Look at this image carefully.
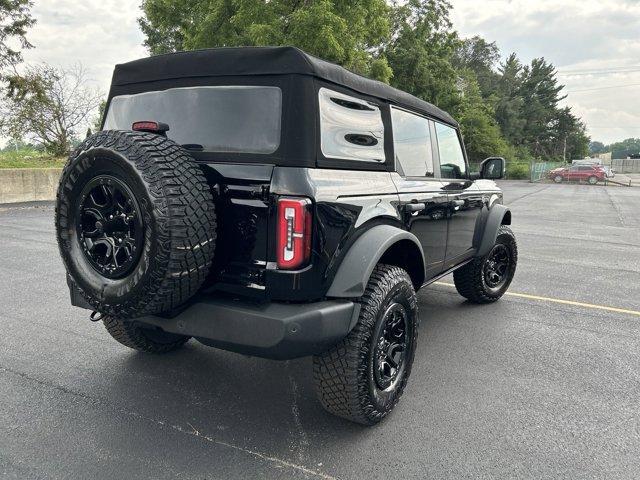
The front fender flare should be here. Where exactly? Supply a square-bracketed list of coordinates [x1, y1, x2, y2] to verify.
[476, 204, 511, 257]
[326, 225, 424, 298]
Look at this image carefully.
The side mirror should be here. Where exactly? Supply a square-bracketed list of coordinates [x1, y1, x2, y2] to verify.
[480, 157, 506, 180]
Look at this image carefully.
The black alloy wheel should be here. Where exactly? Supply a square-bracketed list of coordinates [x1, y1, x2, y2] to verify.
[452, 225, 518, 304]
[77, 175, 144, 279]
[483, 243, 511, 291]
[373, 303, 408, 391]
[313, 264, 418, 425]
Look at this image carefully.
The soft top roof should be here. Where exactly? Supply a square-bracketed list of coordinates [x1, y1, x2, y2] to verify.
[111, 46, 457, 127]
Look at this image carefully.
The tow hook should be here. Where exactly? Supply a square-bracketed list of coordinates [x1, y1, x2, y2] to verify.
[89, 311, 104, 323]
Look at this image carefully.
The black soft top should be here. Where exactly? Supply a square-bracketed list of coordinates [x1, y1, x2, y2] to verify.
[111, 46, 457, 127]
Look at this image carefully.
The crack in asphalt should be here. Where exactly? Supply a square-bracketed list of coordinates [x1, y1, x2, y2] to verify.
[288, 370, 310, 463]
[506, 184, 552, 204]
[0, 364, 337, 480]
[603, 186, 627, 227]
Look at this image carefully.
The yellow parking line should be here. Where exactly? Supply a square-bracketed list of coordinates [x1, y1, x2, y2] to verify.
[433, 282, 640, 317]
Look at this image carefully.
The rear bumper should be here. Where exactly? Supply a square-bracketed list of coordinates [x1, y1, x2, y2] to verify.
[132, 296, 361, 360]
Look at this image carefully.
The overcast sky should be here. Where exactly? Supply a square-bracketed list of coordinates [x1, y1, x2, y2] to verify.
[21, 0, 640, 144]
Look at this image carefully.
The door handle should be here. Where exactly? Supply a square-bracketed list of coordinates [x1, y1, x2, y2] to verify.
[405, 202, 426, 212]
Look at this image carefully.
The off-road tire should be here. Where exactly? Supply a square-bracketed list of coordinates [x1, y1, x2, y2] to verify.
[55, 130, 216, 319]
[313, 264, 418, 425]
[453, 225, 517, 303]
[103, 316, 190, 353]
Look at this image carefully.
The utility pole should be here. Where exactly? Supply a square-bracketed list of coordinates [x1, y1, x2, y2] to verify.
[563, 136, 567, 163]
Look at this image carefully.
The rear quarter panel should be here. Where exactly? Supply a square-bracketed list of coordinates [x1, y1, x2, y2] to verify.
[267, 167, 401, 301]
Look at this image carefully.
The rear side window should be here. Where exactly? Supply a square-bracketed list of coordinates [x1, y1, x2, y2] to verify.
[319, 88, 385, 163]
[435, 123, 467, 179]
[391, 107, 434, 177]
[104, 86, 282, 154]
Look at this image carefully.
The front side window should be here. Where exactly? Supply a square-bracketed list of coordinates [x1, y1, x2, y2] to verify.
[391, 107, 434, 177]
[319, 88, 385, 163]
[104, 86, 282, 154]
[435, 123, 467, 179]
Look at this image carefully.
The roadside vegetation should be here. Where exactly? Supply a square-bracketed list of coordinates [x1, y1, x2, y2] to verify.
[0, 145, 65, 168]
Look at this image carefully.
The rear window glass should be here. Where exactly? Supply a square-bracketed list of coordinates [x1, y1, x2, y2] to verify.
[319, 88, 385, 163]
[103, 86, 282, 154]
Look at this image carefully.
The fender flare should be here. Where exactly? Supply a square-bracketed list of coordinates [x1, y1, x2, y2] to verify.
[476, 204, 511, 257]
[326, 225, 425, 298]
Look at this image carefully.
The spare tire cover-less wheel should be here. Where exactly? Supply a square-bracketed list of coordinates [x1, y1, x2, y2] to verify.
[55, 130, 216, 319]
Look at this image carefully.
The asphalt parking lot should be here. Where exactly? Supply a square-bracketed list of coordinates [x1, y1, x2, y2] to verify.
[1, 181, 639, 479]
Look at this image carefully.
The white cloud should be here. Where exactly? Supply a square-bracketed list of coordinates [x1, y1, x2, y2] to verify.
[23, 0, 147, 94]
[450, 0, 640, 143]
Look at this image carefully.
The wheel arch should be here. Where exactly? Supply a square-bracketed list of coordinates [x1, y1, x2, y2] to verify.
[326, 225, 425, 298]
[476, 204, 512, 257]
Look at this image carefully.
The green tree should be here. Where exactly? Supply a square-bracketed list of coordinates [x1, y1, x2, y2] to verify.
[0, 64, 103, 156]
[384, 0, 461, 112]
[139, 0, 393, 82]
[0, 0, 35, 71]
[455, 70, 508, 162]
[453, 36, 500, 99]
[589, 141, 607, 155]
[608, 138, 640, 158]
[494, 53, 525, 144]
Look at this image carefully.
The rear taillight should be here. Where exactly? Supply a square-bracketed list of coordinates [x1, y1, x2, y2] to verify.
[131, 121, 170, 135]
[277, 197, 312, 270]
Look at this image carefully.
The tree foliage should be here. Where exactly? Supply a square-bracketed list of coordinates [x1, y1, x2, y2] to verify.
[139, 0, 393, 81]
[606, 138, 640, 159]
[0, 64, 103, 155]
[0, 0, 35, 71]
[385, 0, 460, 111]
[137, 0, 591, 164]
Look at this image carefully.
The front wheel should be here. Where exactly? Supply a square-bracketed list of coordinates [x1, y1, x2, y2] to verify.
[453, 225, 518, 303]
[588, 175, 598, 185]
[313, 264, 418, 425]
[554, 175, 563, 183]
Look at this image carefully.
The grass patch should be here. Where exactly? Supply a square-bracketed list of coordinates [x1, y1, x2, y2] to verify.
[0, 149, 66, 169]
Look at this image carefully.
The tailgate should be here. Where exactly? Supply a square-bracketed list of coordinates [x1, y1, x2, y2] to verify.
[201, 163, 274, 297]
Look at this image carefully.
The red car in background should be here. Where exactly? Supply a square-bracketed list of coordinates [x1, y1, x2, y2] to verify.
[548, 164, 607, 184]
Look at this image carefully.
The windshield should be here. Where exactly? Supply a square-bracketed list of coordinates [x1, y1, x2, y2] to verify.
[103, 86, 282, 154]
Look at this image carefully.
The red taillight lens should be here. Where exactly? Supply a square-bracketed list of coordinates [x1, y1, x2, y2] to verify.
[277, 197, 312, 270]
[131, 121, 170, 134]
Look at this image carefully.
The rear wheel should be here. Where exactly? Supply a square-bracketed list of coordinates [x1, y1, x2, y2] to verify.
[103, 316, 190, 353]
[453, 225, 517, 303]
[313, 264, 418, 425]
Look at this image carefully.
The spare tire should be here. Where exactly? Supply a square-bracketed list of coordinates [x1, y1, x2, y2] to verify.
[55, 130, 216, 319]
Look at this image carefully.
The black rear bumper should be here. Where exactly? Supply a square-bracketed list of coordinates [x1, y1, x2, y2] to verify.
[131, 296, 361, 360]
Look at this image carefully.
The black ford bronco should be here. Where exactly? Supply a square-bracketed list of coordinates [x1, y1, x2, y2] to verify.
[55, 47, 517, 425]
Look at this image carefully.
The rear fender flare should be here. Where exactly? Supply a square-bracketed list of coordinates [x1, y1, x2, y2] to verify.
[326, 225, 425, 298]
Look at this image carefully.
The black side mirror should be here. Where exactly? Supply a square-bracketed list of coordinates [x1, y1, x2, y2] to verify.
[480, 157, 506, 180]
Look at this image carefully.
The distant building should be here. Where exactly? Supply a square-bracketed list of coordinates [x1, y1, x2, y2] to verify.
[593, 152, 612, 164]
